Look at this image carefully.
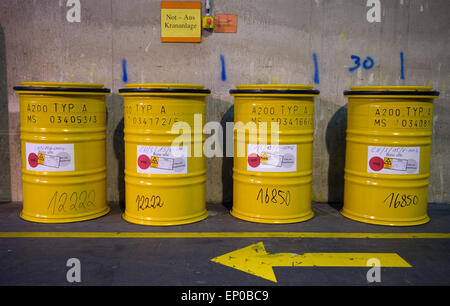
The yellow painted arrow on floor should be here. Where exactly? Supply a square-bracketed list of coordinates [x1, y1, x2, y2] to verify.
[211, 242, 412, 282]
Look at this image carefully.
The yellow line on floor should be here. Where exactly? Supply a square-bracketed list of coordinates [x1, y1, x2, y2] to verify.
[0, 232, 449, 239]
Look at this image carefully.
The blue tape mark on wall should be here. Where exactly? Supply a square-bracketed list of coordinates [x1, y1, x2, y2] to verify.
[400, 52, 405, 80]
[313, 53, 319, 84]
[122, 59, 128, 83]
[220, 55, 227, 81]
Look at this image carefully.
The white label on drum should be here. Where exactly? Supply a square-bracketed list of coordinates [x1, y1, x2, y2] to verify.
[247, 144, 297, 172]
[367, 146, 420, 175]
[26, 143, 75, 172]
[136, 146, 187, 174]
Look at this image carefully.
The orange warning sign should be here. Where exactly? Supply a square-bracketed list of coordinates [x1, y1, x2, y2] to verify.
[214, 14, 237, 33]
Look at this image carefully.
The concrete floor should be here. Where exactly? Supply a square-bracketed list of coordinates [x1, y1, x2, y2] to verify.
[0, 202, 449, 286]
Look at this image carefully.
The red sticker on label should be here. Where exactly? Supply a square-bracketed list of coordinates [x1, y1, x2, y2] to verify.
[248, 153, 260, 168]
[369, 156, 384, 171]
[137, 154, 150, 170]
[28, 153, 38, 168]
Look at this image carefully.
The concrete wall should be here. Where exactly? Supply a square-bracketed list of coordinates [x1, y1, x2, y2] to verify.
[1, 0, 449, 205]
[0, 24, 11, 202]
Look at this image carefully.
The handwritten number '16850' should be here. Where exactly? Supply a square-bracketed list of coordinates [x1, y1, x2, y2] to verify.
[256, 188, 290, 206]
[384, 192, 418, 208]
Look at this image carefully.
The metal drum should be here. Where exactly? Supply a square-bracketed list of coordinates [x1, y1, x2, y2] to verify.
[341, 86, 439, 226]
[14, 82, 110, 223]
[119, 83, 210, 226]
[230, 85, 319, 223]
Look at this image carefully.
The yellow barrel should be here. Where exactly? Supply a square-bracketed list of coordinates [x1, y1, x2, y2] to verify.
[230, 85, 319, 223]
[341, 86, 440, 226]
[119, 83, 210, 226]
[14, 82, 110, 223]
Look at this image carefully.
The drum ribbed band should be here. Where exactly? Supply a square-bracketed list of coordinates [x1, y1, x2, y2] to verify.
[13, 86, 111, 93]
[344, 90, 439, 96]
[119, 88, 211, 94]
[230, 89, 320, 95]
